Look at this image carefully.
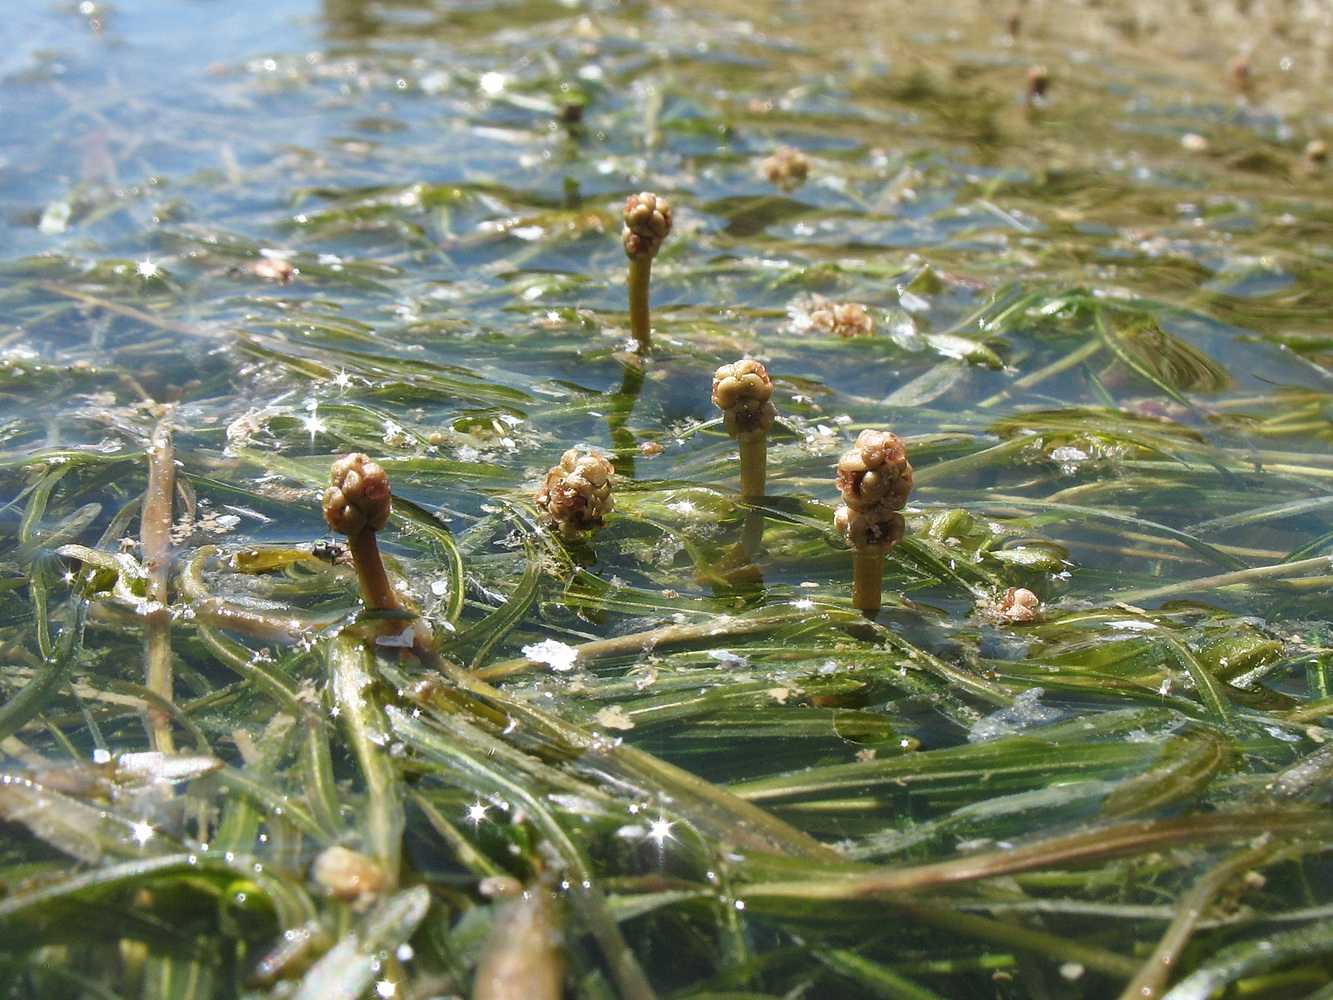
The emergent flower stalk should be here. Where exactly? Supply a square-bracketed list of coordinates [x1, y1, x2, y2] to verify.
[622, 191, 673, 350]
[834, 429, 913, 613]
[712, 359, 775, 499]
[323, 452, 399, 613]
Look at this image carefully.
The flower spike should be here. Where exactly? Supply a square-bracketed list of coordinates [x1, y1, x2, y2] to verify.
[834, 429, 913, 613]
[323, 453, 399, 612]
[622, 191, 673, 349]
[712, 359, 775, 498]
[535, 449, 615, 538]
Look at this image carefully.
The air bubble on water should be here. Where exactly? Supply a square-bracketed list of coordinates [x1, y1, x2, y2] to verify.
[968, 688, 1062, 742]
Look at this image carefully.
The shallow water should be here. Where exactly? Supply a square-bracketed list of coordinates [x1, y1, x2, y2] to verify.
[3, 1, 1333, 998]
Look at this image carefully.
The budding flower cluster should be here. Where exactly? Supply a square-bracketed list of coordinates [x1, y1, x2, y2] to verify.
[323, 453, 392, 537]
[760, 145, 810, 190]
[712, 360, 775, 442]
[835, 430, 913, 512]
[621, 192, 673, 261]
[1026, 65, 1050, 102]
[787, 294, 874, 337]
[834, 429, 913, 556]
[998, 586, 1040, 623]
[834, 503, 906, 556]
[535, 449, 615, 537]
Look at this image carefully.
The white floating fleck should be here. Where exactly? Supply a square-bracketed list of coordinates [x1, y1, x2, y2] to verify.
[708, 649, 746, 668]
[523, 638, 579, 672]
[596, 705, 635, 730]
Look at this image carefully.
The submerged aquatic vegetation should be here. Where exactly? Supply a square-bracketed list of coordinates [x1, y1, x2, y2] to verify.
[2, 0, 1333, 998]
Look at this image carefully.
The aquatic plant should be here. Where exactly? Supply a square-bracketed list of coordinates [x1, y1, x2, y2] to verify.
[6, 3, 1333, 999]
[711, 358, 775, 498]
[760, 145, 811, 190]
[621, 191, 672, 350]
[1026, 64, 1050, 104]
[834, 429, 914, 612]
[534, 448, 615, 537]
[322, 452, 399, 613]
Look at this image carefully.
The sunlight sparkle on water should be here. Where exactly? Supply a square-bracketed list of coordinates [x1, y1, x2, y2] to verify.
[130, 821, 155, 845]
[648, 817, 674, 845]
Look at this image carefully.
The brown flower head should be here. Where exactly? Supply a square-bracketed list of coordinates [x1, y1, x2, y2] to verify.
[1026, 64, 1050, 102]
[1305, 139, 1328, 170]
[621, 191, 673, 261]
[835, 503, 905, 556]
[1229, 55, 1252, 93]
[788, 294, 874, 337]
[534, 448, 615, 537]
[712, 359, 776, 442]
[323, 453, 392, 536]
[760, 145, 810, 190]
[835, 429, 913, 511]
[311, 845, 388, 909]
[998, 586, 1040, 623]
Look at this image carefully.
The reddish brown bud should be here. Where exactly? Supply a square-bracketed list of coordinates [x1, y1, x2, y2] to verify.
[1305, 139, 1328, 170]
[1026, 64, 1050, 102]
[760, 145, 810, 190]
[1229, 55, 1252, 93]
[621, 191, 673, 261]
[323, 453, 391, 537]
[534, 449, 615, 537]
[998, 586, 1041, 623]
[835, 429, 913, 511]
[835, 504, 905, 556]
[712, 359, 776, 442]
[311, 845, 387, 910]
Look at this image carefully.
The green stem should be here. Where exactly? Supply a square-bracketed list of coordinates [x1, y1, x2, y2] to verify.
[607, 354, 645, 479]
[627, 256, 653, 350]
[740, 813, 1333, 902]
[142, 412, 176, 754]
[905, 906, 1139, 981]
[349, 530, 400, 612]
[0, 595, 87, 744]
[475, 607, 841, 682]
[739, 435, 767, 499]
[737, 507, 764, 561]
[851, 550, 884, 614]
